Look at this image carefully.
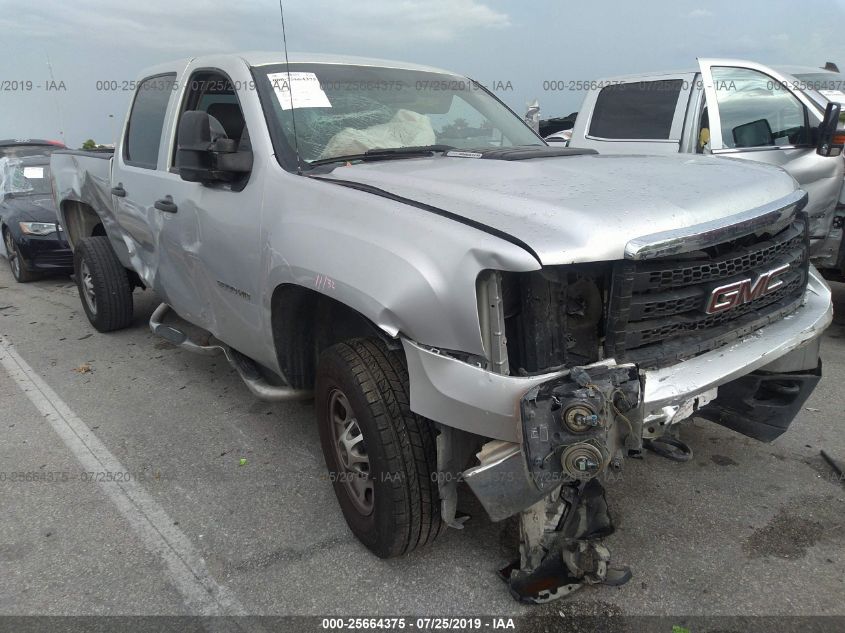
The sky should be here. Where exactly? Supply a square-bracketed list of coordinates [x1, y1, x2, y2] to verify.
[0, 0, 843, 147]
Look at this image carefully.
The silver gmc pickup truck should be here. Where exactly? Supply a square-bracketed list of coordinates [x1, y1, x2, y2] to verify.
[51, 52, 833, 603]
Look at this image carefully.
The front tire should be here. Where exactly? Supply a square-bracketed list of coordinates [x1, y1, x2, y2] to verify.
[316, 338, 442, 558]
[73, 236, 133, 332]
[4, 228, 37, 283]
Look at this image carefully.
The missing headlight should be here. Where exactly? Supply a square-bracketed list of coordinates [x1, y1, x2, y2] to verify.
[500, 264, 609, 375]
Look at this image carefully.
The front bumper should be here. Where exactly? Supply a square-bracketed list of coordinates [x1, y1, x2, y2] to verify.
[17, 231, 73, 272]
[403, 268, 832, 520]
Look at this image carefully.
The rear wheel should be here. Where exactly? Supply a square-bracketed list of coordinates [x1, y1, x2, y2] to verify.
[4, 228, 37, 283]
[73, 236, 133, 332]
[316, 338, 442, 558]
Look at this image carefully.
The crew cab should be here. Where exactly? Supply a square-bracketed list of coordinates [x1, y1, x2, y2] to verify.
[569, 59, 845, 278]
[51, 53, 833, 603]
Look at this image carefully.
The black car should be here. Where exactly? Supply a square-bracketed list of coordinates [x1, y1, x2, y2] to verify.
[0, 155, 73, 282]
[0, 138, 66, 160]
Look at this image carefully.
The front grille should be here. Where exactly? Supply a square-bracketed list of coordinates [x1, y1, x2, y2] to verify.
[606, 214, 810, 368]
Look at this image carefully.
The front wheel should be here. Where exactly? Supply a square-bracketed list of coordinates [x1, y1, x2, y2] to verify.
[73, 236, 134, 332]
[4, 228, 37, 283]
[316, 338, 442, 558]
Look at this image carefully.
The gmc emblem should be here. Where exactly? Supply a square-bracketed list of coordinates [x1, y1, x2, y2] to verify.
[705, 263, 790, 315]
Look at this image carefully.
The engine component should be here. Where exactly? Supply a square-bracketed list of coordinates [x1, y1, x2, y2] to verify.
[500, 479, 632, 604]
[501, 265, 607, 374]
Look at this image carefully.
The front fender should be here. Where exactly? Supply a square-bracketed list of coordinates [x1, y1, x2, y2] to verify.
[260, 167, 540, 357]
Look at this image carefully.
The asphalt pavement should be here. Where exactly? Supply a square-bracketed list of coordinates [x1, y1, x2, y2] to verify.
[0, 261, 843, 620]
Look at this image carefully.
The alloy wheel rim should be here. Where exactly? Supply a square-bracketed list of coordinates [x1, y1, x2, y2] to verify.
[328, 388, 374, 515]
[80, 261, 97, 314]
[4, 233, 20, 278]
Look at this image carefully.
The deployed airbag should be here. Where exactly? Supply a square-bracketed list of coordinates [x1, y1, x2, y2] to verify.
[320, 109, 435, 158]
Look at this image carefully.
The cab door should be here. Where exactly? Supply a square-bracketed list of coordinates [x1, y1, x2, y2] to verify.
[697, 58, 845, 265]
[148, 64, 265, 362]
[111, 73, 181, 296]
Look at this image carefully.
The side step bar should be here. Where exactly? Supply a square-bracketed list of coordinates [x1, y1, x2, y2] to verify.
[150, 303, 312, 402]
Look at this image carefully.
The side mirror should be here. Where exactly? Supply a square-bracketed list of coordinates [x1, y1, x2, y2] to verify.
[176, 110, 253, 183]
[732, 118, 773, 148]
[816, 101, 844, 157]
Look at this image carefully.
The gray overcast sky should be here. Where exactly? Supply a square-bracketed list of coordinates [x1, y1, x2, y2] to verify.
[1, 0, 843, 147]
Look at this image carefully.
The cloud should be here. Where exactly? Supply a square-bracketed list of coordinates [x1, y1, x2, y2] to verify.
[0, 0, 510, 53]
[688, 8, 713, 18]
[287, 0, 511, 47]
[0, 0, 265, 52]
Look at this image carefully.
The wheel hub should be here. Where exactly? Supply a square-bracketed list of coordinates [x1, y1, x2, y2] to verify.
[4, 232, 19, 278]
[80, 261, 97, 314]
[328, 388, 373, 515]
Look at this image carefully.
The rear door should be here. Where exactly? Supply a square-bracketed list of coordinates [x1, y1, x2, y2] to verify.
[698, 59, 845, 266]
[570, 73, 695, 154]
[111, 71, 182, 296]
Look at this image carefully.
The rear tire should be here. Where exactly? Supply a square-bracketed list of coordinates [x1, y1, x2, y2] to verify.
[4, 228, 37, 283]
[74, 236, 133, 332]
[316, 338, 442, 558]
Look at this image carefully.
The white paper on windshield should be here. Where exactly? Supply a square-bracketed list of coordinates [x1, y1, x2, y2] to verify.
[819, 89, 845, 104]
[268, 72, 331, 110]
[23, 166, 44, 179]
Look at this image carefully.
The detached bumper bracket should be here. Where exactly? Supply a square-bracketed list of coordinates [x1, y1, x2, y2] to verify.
[697, 362, 822, 442]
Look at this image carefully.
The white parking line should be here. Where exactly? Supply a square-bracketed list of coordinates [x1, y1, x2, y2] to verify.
[0, 335, 247, 617]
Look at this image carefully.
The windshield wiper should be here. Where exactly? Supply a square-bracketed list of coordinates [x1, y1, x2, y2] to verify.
[308, 145, 454, 168]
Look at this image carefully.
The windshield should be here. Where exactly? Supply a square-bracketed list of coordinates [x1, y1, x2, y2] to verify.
[792, 71, 845, 122]
[253, 63, 542, 166]
[0, 158, 52, 196]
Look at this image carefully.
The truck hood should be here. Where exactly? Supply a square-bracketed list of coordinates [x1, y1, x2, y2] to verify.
[322, 153, 798, 265]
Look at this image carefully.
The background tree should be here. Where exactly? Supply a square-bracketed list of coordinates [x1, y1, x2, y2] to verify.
[81, 139, 96, 150]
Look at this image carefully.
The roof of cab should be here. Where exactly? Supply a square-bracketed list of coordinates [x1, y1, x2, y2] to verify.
[139, 52, 460, 78]
[775, 65, 840, 77]
[595, 63, 839, 83]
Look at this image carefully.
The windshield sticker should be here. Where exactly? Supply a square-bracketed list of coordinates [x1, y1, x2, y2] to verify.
[268, 72, 332, 110]
[446, 151, 483, 158]
[23, 166, 44, 179]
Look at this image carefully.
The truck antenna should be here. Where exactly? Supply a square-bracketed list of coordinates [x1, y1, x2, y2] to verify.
[278, 0, 302, 174]
[45, 53, 66, 146]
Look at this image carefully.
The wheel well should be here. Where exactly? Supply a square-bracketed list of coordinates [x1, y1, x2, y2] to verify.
[61, 201, 104, 248]
[271, 284, 393, 390]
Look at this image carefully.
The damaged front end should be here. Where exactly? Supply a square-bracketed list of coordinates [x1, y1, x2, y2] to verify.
[402, 214, 831, 603]
[500, 362, 641, 603]
[436, 358, 642, 603]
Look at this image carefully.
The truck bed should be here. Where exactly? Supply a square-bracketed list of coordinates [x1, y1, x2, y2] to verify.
[50, 149, 117, 252]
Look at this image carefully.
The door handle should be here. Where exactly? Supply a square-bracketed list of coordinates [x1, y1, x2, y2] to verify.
[154, 196, 178, 214]
[111, 184, 127, 197]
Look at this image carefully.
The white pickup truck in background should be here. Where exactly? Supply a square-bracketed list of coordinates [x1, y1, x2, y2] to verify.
[569, 59, 845, 279]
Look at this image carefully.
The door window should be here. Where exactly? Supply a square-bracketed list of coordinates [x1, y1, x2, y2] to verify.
[172, 73, 250, 160]
[124, 74, 176, 169]
[709, 67, 809, 149]
[589, 80, 683, 139]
